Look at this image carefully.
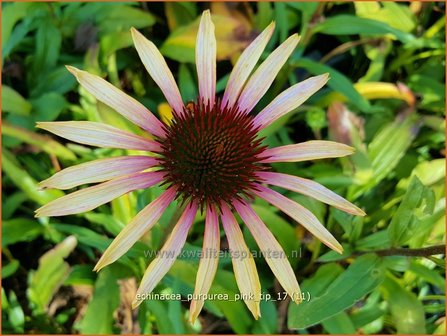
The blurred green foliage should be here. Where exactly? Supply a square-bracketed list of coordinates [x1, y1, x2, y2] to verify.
[2, 2, 445, 334]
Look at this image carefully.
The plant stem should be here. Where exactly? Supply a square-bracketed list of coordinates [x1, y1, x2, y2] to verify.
[354, 244, 445, 258]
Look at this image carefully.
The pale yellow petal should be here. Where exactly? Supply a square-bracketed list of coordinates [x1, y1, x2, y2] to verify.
[257, 171, 365, 216]
[258, 140, 355, 163]
[35, 172, 163, 217]
[39, 156, 158, 190]
[234, 200, 302, 303]
[131, 28, 184, 114]
[94, 187, 177, 272]
[237, 34, 300, 113]
[36, 121, 161, 152]
[189, 205, 220, 323]
[66, 66, 165, 137]
[196, 10, 216, 106]
[253, 185, 343, 254]
[221, 203, 261, 319]
[253, 74, 329, 128]
[132, 202, 198, 308]
[222, 22, 275, 108]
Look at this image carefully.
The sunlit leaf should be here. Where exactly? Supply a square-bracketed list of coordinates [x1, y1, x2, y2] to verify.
[2, 86, 32, 116]
[28, 236, 77, 312]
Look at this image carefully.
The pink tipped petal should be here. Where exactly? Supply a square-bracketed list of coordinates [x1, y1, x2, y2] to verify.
[36, 121, 161, 152]
[132, 202, 198, 308]
[131, 28, 184, 115]
[222, 22, 275, 108]
[253, 185, 343, 254]
[65, 66, 165, 138]
[221, 203, 261, 319]
[196, 10, 216, 106]
[253, 74, 329, 129]
[94, 187, 177, 272]
[258, 140, 355, 163]
[237, 34, 300, 114]
[39, 156, 159, 190]
[35, 172, 164, 217]
[257, 172, 366, 216]
[189, 205, 220, 323]
[234, 200, 301, 304]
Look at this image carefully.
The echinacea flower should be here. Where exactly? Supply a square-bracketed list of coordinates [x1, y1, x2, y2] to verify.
[36, 10, 365, 322]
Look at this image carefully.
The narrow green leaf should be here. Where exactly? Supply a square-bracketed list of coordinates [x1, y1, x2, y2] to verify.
[2, 86, 32, 116]
[8, 291, 25, 333]
[313, 15, 414, 43]
[367, 114, 418, 186]
[28, 236, 77, 312]
[2, 149, 64, 205]
[2, 260, 20, 279]
[30, 92, 67, 122]
[2, 122, 76, 160]
[77, 266, 121, 334]
[169, 260, 253, 334]
[388, 175, 435, 246]
[322, 312, 357, 334]
[33, 21, 62, 76]
[382, 275, 426, 333]
[288, 254, 384, 329]
[3, 218, 44, 247]
[292, 58, 371, 111]
[97, 5, 155, 33]
[351, 306, 385, 329]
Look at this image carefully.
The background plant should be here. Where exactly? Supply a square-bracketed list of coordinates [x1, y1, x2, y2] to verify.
[2, 1, 445, 334]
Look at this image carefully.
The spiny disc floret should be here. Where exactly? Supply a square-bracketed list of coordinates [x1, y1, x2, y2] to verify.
[159, 99, 267, 209]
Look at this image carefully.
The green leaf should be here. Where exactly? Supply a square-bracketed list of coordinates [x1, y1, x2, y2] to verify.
[251, 204, 298, 258]
[288, 254, 384, 329]
[84, 213, 124, 236]
[313, 15, 414, 43]
[2, 2, 33, 45]
[355, 2, 416, 33]
[356, 230, 390, 250]
[2, 122, 76, 160]
[33, 21, 62, 76]
[388, 175, 435, 246]
[2, 86, 32, 116]
[77, 266, 121, 334]
[351, 305, 385, 329]
[28, 236, 77, 313]
[100, 31, 133, 58]
[97, 5, 155, 33]
[2, 260, 20, 279]
[367, 114, 418, 186]
[143, 300, 174, 334]
[7, 290, 25, 333]
[408, 74, 445, 113]
[412, 159, 445, 186]
[169, 260, 253, 334]
[165, 2, 197, 31]
[178, 64, 198, 102]
[1, 149, 64, 205]
[3, 218, 44, 247]
[409, 261, 445, 290]
[322, 312, 357, 334]
[291, 58, 371, 111]
[31, 66, 77, 97]
[382, 275, 426, 333]
[2, 192, 28, 220]
[30, 92, 67, 122]
[251, 299, 278, 333]
[64, 265, 96, 286]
